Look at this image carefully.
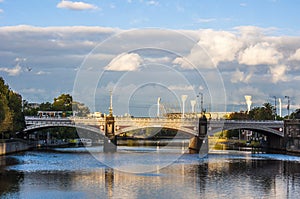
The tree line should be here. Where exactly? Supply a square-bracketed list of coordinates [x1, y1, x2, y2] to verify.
[0, 77, 25, 138]
[0, 77, 90, 139]
[227, 102, 300, 120]
[23, 93, 90, 117]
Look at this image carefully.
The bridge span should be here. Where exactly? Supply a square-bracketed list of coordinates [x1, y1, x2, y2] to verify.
[24, 116, 284, 137]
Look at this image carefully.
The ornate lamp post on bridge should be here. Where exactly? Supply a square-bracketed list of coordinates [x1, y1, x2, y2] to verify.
[103, 91, 117, 153]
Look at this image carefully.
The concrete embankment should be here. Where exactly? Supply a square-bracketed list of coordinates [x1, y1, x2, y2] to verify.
[0, 140, 30, 155]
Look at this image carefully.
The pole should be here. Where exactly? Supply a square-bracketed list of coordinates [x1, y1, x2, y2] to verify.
[181, 95, 187, 118]
[285, 96, 290, 119]
[197, 92, 203, 113]
[273, 96, 277, 120]
[157, 97, 161, 117]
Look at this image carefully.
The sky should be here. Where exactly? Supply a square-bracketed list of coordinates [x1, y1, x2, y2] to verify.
[0, 0, 300, 117]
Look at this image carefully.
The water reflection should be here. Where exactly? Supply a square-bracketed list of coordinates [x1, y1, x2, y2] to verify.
[0, 150, 300, 198]
[105, 168, 114, 199]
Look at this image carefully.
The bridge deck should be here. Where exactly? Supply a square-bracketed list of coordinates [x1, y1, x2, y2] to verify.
[24, 117, 284, 137]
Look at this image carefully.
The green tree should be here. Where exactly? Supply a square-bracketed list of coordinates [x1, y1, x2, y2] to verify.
[289, 109, 300, 119]
[23, 100, 39, 116]
[39, 102, 52, 111]
[53, 94, 73, 111]
[8, 91, 25, 133]
[248, 103, 274, 120]
[228, 111, 249, 120]
[228, 103, 276, 120]
[0, 77, 25, 138]
[72, 101, 90, 117]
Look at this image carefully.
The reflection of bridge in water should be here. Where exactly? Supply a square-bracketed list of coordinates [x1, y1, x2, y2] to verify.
[24, 116, 285, 151]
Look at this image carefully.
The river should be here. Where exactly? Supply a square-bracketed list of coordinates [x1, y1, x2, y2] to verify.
[1, 145, 300, 199]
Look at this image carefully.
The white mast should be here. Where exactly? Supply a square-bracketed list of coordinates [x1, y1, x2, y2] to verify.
[190, 100, 196, 113]
[181, 95, 188, 118]
[244, 95, 252, 113]
[278, 98, 282, 117]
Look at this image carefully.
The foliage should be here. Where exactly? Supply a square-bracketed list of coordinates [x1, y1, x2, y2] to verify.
[24, 93, 90, 117]
[23, 100, 39, 116]
[0, 77, 25, 138]
[72, 101, 90, 117]
[228, 103, 276, 120]
[289, 109, 300, 119]
[228, 111, 249, 120]
[53, 94, 73, 111]
[39, 102, 53, 111]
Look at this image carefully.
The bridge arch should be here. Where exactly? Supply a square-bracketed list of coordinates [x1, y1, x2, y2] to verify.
[24, 124, 103, 136]
[117, 125, 197, 137]
[209, 126, 283, 137]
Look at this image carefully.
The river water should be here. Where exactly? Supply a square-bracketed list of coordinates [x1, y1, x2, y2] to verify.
[1, 145, 300, 199]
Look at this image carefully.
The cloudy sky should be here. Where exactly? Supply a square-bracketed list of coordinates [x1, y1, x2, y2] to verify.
[0, 0, 300, 116]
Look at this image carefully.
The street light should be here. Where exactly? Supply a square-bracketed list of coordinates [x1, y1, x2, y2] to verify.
[285, 96, 290, 119]
[197, 92, 203, 113]
[273, 96, 277, 120]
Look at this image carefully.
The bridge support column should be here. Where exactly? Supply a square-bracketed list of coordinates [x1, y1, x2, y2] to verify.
[189, 115, 208, 157]
[104, 137, 117, 153]
[267, 133, 284, 151]
[103, 114, 117, 153]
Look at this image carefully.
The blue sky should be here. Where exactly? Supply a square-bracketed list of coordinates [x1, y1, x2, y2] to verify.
[0, 0, 300, 117]
[0, 0, 299, 31]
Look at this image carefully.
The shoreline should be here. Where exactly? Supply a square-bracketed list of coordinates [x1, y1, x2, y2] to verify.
[0, 140, 31, 156]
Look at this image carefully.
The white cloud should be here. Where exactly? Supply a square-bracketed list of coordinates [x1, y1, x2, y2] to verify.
[289, 48, 300, 61]
[231, 68, 254, 83]
[0, 64, 22, 76]
[173, 29, 243, 69]
[238, 42, 283, 65]
[201, 30, 243, 65]
[57, 0, 98, 11]
[105, 53, 143, 71]
[168, 85, 194, 91]
[1, 25, 300, 112]
[144, 56, 172, 63]
[231, 69, 245, 83]
[269, 65, 288, 83]
[21, 88, 46, 94]
[146, 1, 159, 6]
[0, 9, 3, 13]
[35, 71, 50, 75]
[172, 56, 195, 69]
[196, 18, 216, 23]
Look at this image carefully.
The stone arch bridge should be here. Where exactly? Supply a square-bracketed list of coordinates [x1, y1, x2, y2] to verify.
[24, 117, 284, 137]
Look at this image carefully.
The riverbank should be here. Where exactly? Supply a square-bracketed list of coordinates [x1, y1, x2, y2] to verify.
[0, 140, 31, 155]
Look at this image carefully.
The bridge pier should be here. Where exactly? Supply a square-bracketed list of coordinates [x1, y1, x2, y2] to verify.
[103, 91, 117, 153]
[103, 137, 117, 153]
[189, 115, 208, 157]
[267, 133, 285, 151]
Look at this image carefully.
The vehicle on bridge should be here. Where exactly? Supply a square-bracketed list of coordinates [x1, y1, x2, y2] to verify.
[37, 111, 74, 118]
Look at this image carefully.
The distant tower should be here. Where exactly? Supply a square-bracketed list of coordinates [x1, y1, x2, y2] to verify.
[157, 97, 161, 117]
[190, 100, 197, 113]
[278, 98, 282, 117]
[181, 95, 188, 118]
[244, 95, 252, 113]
